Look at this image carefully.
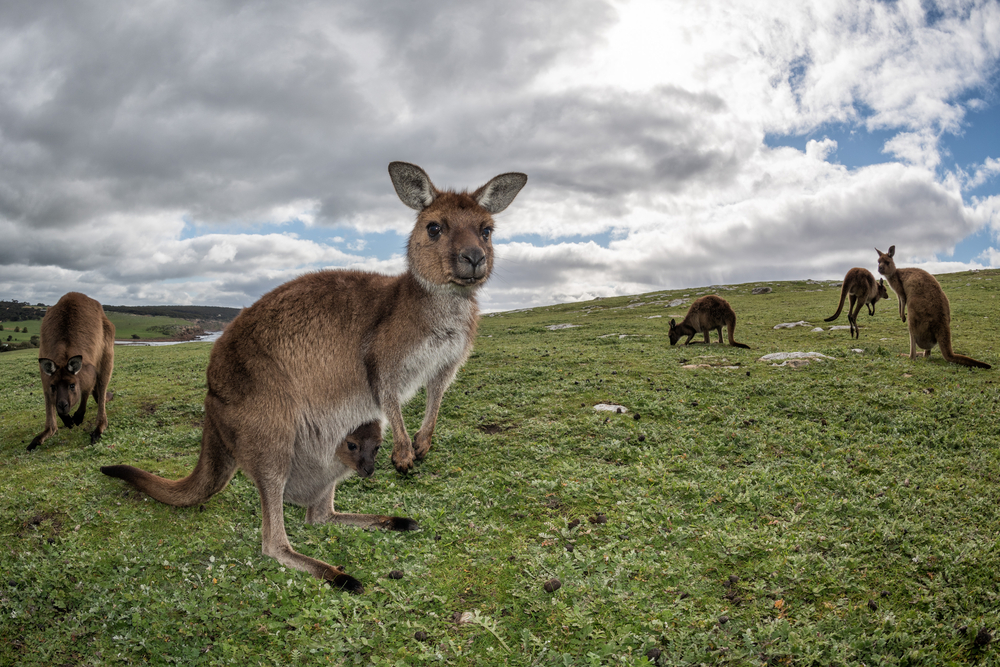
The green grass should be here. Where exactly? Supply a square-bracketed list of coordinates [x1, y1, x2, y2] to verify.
[1, 311, 198, 345]
[2, 271, 1000, 665]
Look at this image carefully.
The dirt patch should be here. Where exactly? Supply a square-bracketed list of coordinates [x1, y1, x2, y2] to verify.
[16, 511, 66, 539]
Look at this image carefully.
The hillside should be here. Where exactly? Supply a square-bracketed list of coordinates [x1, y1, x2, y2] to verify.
[1, 271, 999, 665]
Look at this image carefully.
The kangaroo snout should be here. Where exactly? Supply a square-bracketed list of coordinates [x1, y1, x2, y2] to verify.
[457, 246, 488, 279]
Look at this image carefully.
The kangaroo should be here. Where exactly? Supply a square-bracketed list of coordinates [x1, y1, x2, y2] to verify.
[824, 267, 890, 339]
[875, 245, 990, 369]
[101, 162, 527, 592]
[668, 295, 750, 349]
[29, 292, 115, 451]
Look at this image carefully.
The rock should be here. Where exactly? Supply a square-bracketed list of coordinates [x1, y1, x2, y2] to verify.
[752, 286, 772, 294]
[758, 352, 834, 362]
[546, 324, 581, 330]
[593, 403, 628, 413]
[773, 320, 811, 329]
[810, 327, 824, 332]
[667, 299, 687, 307]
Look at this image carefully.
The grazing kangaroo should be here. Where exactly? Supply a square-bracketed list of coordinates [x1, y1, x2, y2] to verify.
[29, 292, 115, 451]
[824, 267, 890, 339]
[668, 295, 750, 349]
[876, 245, 990, 369]
[102, 162, 527, 592]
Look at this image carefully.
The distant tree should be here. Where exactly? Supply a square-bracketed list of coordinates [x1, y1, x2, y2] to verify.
[132, 334, 140, 339]
[22, 327, 27, 334]
[13, 326, 19, 333]
[30, 335, 39, 346]
[5, 336, 10, 342]
[0, 324, 4, 331]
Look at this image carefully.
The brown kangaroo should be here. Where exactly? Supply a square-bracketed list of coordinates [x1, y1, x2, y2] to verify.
[101, 162, 527, 592]
[668, 295, 750, 349]
[876, 245, 990, 369]
[29, 292, 115, 451]
[824, 267, 890, 339]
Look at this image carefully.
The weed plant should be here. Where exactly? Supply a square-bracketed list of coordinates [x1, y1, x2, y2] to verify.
[1, 272, 999, 665]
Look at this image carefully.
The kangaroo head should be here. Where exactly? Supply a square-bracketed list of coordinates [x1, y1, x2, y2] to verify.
[335, 421, 383, 479]
[875, 245, 896, 277]
[40, 355, 84, 416]
[389, 162, 527, 291]
[877, 278, 889, 300]
[668, 319, 680, 346]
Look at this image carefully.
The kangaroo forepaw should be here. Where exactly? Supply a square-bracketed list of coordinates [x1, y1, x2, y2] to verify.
[27, 437, 43, 452]
[89, 428, 104, 445]
[392, 450, 414, 474]
[413, 433, 433, 461]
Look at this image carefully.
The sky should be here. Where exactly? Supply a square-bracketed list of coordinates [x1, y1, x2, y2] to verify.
[1, 0, 999, 313]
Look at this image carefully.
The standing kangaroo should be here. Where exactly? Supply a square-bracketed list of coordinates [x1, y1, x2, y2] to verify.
[668, 295, 750, 349]
[824, 267, 890, 339]
[101, 162, 527, 592]
[876, 245, 990, 369]
[29, 292, 115, 451]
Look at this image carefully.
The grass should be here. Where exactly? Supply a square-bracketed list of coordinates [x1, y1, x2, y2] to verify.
[1, 311, 200, 345]
[2, 270, 1000, 665]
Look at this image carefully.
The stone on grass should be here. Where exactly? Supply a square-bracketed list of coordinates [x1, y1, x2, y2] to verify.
[593, 403, 628, 413]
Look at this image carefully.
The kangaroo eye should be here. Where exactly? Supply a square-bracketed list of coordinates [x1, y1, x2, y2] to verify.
[347, 442, 357, 451]
[69, 384, 76, 390]
[426, 223, 441, 239]
[481, 227, 492, 241]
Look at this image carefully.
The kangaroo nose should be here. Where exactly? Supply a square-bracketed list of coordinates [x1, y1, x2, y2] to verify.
[460, 247, 486, 272]
[57, 400, 70, 415]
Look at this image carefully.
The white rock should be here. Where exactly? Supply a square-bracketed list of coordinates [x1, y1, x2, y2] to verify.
[758, 352, 834, 361]
[546, 324, 580, 330]
[593, 403, 628, 413]
[773, 321, 812, 329]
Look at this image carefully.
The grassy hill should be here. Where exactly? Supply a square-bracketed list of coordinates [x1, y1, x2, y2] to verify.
[1, 271, 999, 665]
[1, 309, 230, 351]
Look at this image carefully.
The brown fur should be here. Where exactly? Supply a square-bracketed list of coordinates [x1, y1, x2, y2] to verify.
[101, 162, 527, 592]
[824, 267, 890, 338]
[29, 292, 115, 451]
[876, 245, 990, 369]
[668, 295, 750, 349]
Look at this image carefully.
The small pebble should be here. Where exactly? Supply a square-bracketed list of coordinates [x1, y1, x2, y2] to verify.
[543, 578, 562, 593]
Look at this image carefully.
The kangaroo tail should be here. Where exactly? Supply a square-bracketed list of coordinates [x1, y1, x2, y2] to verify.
[727, 320, 751, 349]
[824, 284, 848, 322]
[101, 422, 237, 506]
[938, 328, 992, 369]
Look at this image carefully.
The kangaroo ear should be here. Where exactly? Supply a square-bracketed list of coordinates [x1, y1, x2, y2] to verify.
[473, 172, 528, 214]
[40, 359, 57, 376]
[887, 245, 895, 257]
[388, 162, 438, 211]
[669, 319, 676, 328]
[67, 355, 83, 375]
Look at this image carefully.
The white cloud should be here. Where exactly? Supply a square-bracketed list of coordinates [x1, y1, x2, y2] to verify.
[0, 0, 998, 310]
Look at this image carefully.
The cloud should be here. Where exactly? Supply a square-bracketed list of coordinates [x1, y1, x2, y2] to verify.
[0, 0, 999, 312]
